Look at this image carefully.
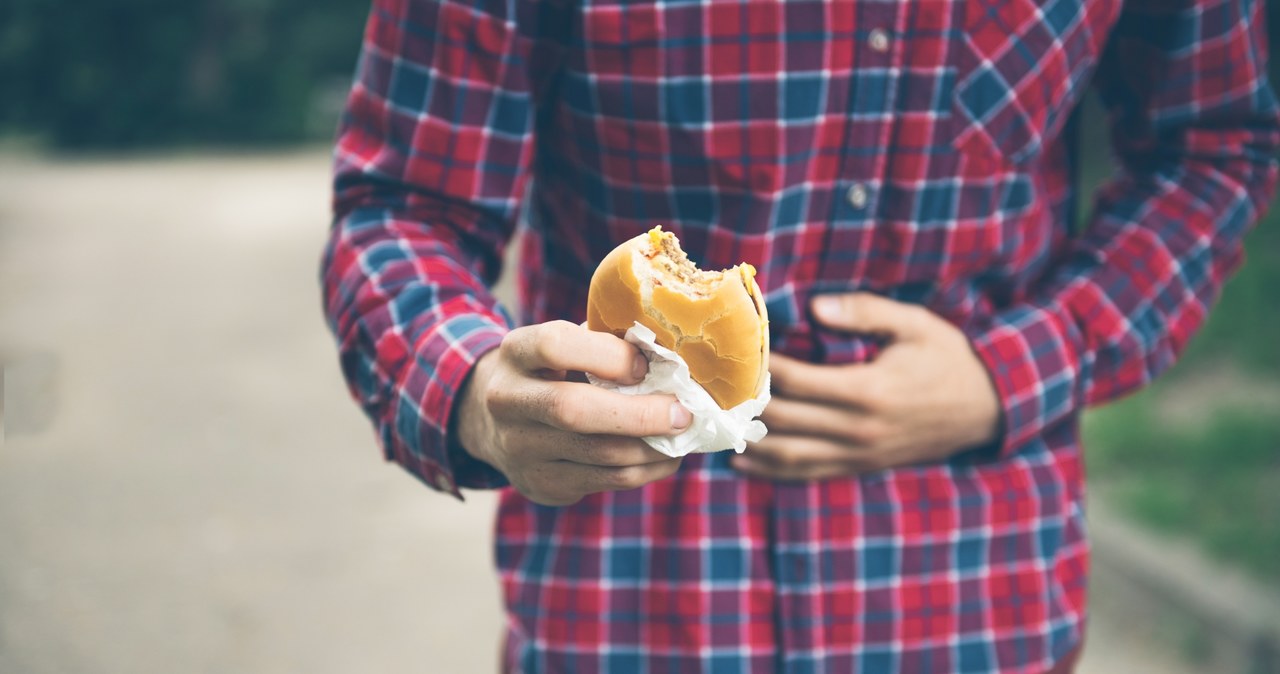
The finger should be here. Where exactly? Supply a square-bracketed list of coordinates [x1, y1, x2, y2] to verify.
[528, 457, 684, 501]
[759, 395, 878, 442]
[515, 426, 675, 467]
[732, 453, 853, 482]
[811, 292, 929, 339]
[770, 354, 876, 406]
[731, 435, 869, 481]
[568, 456, 684, 493]
[505, 321, 648, 384]
[746, 433, 860, 465]
[504, 381, 691, 436]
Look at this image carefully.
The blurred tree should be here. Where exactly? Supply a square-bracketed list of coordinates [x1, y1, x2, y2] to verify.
[0, 0, 367, 149]
[1, 2, 1279, 149]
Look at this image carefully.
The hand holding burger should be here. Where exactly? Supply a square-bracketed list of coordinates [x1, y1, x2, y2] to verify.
[456, 227, 770, 504]
[456, 321, 691, 506]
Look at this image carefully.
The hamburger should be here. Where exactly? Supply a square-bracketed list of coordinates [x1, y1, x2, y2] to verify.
[586, 227, 769, 409]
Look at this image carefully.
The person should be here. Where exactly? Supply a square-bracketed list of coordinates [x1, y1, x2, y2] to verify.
[320, 1, 1278, 671]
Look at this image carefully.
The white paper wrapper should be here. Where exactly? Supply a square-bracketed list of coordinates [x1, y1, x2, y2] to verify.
[586, 322, 770, 457]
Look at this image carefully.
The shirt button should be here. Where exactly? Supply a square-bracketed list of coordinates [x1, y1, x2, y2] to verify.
[435, 472, 454, 492]
[869, 28, 891, 53]
[847, 183, 869, 209]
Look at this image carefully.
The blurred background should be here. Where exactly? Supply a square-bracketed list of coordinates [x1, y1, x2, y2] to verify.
[1, 2, 1277, 672]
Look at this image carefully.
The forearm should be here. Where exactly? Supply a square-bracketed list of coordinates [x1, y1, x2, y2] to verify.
[969, 146, 1278, 452]
[322, 205, 512, 496]
[968, 0, 1280, 454]
[321, 0, 565, 494]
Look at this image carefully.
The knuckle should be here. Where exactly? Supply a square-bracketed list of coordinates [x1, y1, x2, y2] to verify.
[657, 458, 683, 479]
[593, 438, 635, 466]
[499, 328, 524, 353]
[502, 326, 536, 362]
[606, 466, 648, 491]
[858, 379, 889, 408]
[858, 419, 889, 444]
[943, 327, 969, 350]
[769, 448, 799, 469]
[533, 324, 565, 365]
[544, 389, 568, 424]
[546, 319, 576, 333]
[901, 303, 926, 321]
[588, 448, 622, 468]
[905, 309, 932, 333]
[547, 389, 585, 429]
[573, 436, 609, 464]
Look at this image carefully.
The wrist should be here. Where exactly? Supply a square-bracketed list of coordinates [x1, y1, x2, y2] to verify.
[455, 350, 501, 468]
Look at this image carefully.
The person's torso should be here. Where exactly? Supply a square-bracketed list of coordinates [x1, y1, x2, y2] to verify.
[518, 0, 1118, 367]
[502, 3, 1110, 671]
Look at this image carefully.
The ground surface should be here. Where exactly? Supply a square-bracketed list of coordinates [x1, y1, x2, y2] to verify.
[0, 152, 1196, 673]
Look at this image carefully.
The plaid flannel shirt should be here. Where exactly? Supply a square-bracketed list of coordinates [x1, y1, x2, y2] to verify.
[321, 0, 1279, 671]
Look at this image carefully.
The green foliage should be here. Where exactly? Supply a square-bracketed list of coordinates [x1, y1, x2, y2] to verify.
[3, 1, 1279, 152]
[1, 0, 368, 149]
[1082, 202, 1280, 586]
[1086, 395, 1280, 586]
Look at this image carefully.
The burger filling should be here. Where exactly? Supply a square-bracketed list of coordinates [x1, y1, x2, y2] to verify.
[637, 227, 723, 299]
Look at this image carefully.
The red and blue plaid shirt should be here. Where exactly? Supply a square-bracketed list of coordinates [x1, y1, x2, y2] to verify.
[322, 0, 1279, 671]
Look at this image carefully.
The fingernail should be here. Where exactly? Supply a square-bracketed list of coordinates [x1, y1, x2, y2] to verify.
[670, 403, 692, 430]
[631, 353, 648, 381]
[813, 296, 841, 320]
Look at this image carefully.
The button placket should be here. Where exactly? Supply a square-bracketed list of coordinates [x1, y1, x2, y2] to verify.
[819, 4, 904, 282]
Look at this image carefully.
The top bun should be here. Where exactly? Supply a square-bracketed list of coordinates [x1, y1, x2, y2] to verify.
[586, 227, 769, 409]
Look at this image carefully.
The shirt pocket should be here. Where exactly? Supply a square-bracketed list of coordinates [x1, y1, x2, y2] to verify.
[951, 0, 1117, 165]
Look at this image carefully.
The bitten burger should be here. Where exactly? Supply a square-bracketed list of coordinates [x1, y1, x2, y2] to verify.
[586, 227, 769, 410]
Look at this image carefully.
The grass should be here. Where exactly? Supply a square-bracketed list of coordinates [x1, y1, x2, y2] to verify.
[1085, 397, 1280, 586]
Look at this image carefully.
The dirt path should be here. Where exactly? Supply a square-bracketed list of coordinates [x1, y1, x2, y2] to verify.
[0, 151, 1194, 673]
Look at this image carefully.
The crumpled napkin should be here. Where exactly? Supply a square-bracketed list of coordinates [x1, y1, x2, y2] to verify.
[586, 322, 770, 457]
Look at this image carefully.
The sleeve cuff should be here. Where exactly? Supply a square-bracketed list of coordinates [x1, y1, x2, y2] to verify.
[384, 306, 510, 500]
[965, 304, 1084, 458]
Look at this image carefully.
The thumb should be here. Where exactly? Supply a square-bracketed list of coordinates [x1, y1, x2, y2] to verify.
[811, 292, 926, 338]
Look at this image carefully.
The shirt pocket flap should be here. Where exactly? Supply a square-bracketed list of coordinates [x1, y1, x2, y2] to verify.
[952, 0, 1113, 165]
